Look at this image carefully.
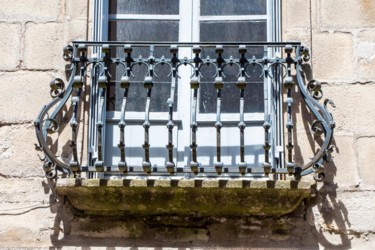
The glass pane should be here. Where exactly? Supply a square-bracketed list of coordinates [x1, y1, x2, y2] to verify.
[110, 0, 179, 15]
[201, 0, 267, 16]
[200, 21, 267, 42]
[199, 21, 266, 113]
[108, 21, 179, 112]
[109, 20, 179, 42]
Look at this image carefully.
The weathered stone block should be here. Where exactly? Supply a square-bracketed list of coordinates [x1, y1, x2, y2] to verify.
[283, 0, 311, 30]
[325, 135, 359, 187]
[312, 32, 354, 82]
[57, 178, 314, 217]
[0, 178, 51, 209]
[320, 0, 375, 29]
[357, 137, 375, 187]
[0, 23, 21, 70]
[66, 0, 89, 20]
[323, 84, 375, 135]
[0, 125, 45, 177]
[0, 72, 53, 123]
[66, 19, 88, 41]
[283, 29, 311, 48]
[24, 23, 65, 70]
[313, 189, 375, 233]
[0, 0, 62, 22]
[356, 30, 375, 81]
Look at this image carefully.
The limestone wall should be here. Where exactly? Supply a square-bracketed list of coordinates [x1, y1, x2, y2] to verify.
[0, 0, 374, 249]
[283, 0, 375, 248]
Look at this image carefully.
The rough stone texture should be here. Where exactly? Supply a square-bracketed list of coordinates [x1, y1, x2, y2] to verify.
[312, 32, 354, 82]
[313, 187, 375, 249]
[313, 187, 375, 235]
[57, 179, 314, 217]
[0, 23, 22, 71]
[284, 0, 311, 30]
[357, 30, 375, 81]
[357, 137, 375, 187]
[320, 0, 375, 29]
[0, 71, 53, 123]
[0, 124, 44, 178]
[66, 19, 89, 41]
[323, 83, 375, 135]
[0, 178, 56, 248]
[66, 0, 89, 21]
[283, 29, 311, 49]
[24, 22, 65, 70]
[0, 0, 62, 22]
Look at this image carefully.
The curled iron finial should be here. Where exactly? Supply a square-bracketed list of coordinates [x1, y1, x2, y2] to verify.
[308, 80, 323, 100]
[50, 78, 65, 98]
[45, 118, 60, 134]
[300, 45, 310, 62]
[63, 45, 73, 61]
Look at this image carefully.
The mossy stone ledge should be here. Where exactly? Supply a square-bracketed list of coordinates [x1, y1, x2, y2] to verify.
[56, 178, 315, 217]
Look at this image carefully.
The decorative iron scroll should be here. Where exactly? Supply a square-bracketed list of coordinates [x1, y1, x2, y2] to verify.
[35, 41, 334, 180]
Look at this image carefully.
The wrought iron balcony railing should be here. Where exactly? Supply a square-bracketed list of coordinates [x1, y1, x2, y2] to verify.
[34, 41, 335, 181]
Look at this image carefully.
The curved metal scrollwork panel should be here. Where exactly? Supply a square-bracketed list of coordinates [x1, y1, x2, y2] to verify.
[295, 47, 335, 180]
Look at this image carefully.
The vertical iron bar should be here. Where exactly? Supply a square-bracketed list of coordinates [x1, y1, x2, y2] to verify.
[142, 45, 154, 174]
[284, 45, 297, 178]
[263, 46, 272, 176]
[117, 45, 133, 173]
[237, 45, 248, 175]
[214, 89, 223, 174]
[214, 45, 224, 175]
[190, 45, 202, 174]
[118, 87, 129, 172]
[142, 88, 152, 174]
[166, 45, 179, 174]
[95, 45, 110, 172]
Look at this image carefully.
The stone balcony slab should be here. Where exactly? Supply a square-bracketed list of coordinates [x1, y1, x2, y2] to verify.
[56, 178, 316, 217]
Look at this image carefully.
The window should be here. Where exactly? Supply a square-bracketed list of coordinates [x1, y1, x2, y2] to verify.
[87, 0, 282, 177]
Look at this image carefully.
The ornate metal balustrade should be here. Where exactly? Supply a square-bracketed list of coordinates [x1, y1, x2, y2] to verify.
[34, 41, 335, 180]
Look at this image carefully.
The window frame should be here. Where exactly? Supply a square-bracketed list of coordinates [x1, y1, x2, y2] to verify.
[90, 0, 284, 173]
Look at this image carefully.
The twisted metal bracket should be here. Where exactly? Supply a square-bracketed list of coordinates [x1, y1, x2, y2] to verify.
[295, 47, 335, 181]
[34, 46, 78, 178]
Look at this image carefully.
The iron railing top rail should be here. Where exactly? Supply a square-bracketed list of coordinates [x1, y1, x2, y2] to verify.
[71, 40, 302, 47]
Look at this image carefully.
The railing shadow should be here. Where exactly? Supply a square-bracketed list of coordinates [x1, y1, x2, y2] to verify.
[294, 64, 351, 249]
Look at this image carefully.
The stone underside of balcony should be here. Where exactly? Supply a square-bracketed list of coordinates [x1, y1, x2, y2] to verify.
[56, 178, 316, 217]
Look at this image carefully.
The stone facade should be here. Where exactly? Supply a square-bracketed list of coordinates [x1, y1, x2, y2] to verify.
[0, 0, 374, 249]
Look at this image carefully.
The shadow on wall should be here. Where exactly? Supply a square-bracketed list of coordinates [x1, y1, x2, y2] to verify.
[294, 64, 352, 249]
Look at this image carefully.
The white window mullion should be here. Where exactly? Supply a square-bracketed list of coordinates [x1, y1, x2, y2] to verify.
[192, 0, 200, 42]
[177, 0, 194, 168]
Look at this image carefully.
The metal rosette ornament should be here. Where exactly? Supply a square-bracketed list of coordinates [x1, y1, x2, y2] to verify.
[295, 46, 335, 181]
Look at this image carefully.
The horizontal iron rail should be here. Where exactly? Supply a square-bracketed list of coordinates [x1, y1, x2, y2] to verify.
[72, 41, 302, 47]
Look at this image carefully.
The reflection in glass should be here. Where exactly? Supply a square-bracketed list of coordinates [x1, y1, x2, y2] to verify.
[200, 21, 267, 42]
[200, 0, 267, 16]
[110, 0, 179, 15]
